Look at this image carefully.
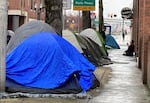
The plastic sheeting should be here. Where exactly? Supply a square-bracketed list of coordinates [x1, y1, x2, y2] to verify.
[6, 32, 96, 91]
[106, 34, 120, 49]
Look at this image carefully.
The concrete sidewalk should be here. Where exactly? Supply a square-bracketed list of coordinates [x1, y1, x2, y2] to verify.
[88, 34, 150, 103]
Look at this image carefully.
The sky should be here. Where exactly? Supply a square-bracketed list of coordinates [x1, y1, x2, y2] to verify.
[100, 0, 133, 19]
[65, 0, 133, 19]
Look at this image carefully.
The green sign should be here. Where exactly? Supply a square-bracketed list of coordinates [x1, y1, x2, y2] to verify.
[73, 0, 95, 11]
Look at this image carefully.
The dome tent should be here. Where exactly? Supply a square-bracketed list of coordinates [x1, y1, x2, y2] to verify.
[79, 28, 108, 56]
[62, 29, 83, 53]
[77, 28, 112, 66]
[6, 21, 100, 94]
[105, 34, 120, 49]
[7, 20, 56, 54]
[75, 34, 112, 67]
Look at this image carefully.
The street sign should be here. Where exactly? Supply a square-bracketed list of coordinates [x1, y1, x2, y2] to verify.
[73, 0, 95, 11]
[121, 7, 133, 19]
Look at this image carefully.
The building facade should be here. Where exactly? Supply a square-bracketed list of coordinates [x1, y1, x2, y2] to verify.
[133, 0, 150, 89]
[8, 0, 45, 31]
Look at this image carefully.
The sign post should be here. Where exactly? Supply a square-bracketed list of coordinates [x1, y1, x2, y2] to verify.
[121, 7, 132, 40]
[121, 7, 133, 19]
[73, 0, 95, 11]
[73, 0, 95, 33]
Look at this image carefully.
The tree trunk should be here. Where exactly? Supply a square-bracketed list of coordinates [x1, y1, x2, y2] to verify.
[45, 0, 63, 35]
[0, 0, 7, 92]
[82, 11, 91, 30]
[99, 0, 104, 32]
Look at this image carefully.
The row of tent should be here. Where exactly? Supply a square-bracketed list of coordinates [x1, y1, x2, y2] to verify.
[63, 26, 120, 66]
[6, 21, 119, 94]
[63, 29, 112, 67]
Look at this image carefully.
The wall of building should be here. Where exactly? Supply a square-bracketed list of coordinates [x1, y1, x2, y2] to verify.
[133, 0, 150, 89]
[148, 41, 150, 88]
[8, 0, 45, 31]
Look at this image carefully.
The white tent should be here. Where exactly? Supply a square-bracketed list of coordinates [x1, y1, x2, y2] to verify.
[62, 29, 83, 53]
[79, 28, 102, 47]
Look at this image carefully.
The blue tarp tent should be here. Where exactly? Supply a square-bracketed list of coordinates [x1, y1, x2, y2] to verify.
[6, 31, 98, 93]
[105, 34, 120, 49]
[6, 21, 100, 94]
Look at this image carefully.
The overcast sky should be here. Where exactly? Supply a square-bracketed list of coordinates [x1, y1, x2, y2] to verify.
[100, 0, 133, 19]
[65, 0, 133, 19]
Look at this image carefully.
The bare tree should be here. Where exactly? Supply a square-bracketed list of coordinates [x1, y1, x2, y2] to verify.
[45, 0, 63, 35]
[0, 0, 8, 92]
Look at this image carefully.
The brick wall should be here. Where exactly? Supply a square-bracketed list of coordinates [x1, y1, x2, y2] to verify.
[143, 0, 150, 85]
[8, 0, 21, 10]
[132, 0, 139, 57]
[138, 0, 144, 69]
[142, 36, 148, 84]
[8, 0, 45, 21]
[147, 41, 150, 88]
[133, 0, 150, 86]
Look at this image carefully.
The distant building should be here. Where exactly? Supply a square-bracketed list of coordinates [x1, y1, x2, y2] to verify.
[8, 0, 45, 31]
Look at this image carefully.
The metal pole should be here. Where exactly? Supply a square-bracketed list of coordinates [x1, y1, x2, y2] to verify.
[122, 18, 125, 40]
[0, 0, 7, 92]
[78, 10, 80, 33]
[62, 9, 65, 30]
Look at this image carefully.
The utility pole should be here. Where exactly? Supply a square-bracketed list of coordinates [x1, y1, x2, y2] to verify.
[0, 0, 8, 92]
[99, 0, 104, 32]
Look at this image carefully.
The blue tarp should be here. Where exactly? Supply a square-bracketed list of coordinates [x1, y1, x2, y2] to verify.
[106, 34, 120, 49]
[6, 32, 96, 91]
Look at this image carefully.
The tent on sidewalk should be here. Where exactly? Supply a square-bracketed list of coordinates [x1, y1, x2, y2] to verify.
[6, 21, 100, 94]
[79, 28, 108, 56]
[105, 34, 120, 49]
[75, 34, 112, 67]
[62, 29, 112, 66]
[6, 20, 56, 54]
[62, 29, 83, 53]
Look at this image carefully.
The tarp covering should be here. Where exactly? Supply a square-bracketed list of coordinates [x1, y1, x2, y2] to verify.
[7, 20, 56, 54]
[62, 29, 83, 53]
[6, 32, 96, 92]
[76, 35, 112, 66]
[106, 34, 120, 49]
[6, 75, 82, 94]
